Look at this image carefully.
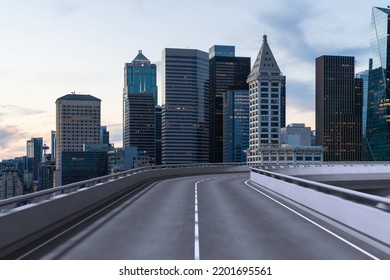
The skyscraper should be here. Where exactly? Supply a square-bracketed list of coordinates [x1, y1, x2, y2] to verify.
[100, 126, 109, 145]
[223, 90, 249, 163]
[356, 69, 369, 160]
[123, 50, 157, 165]
[315, 55, 363, 161]
[367, 7, 390, 160]
[209, 45, 250, 163]
[26, 137, 43, 183]
[155, 105, 162, 166]
[55, 93, 101, 186]
[123, 94, 155, 164]
[124, 50, 158, 103]
[162, 48, 209, 164]
[38, 160, 55, 191]
[50, 130, 56, 161]
[246, 35, 286, 164]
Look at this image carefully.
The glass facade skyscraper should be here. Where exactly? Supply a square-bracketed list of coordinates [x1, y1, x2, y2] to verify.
[315, 55, 363, 161]
[61, 151, 108, 186]
[223, 90, 249, 163]
[356, 70, 369, 160]
[367, 7, 390, 160]
[124, 50, 157, 103]
[155, 105, 162, 165]
[123, 94, 156, 164]
[209, 45, 235, 59]
[123, 50, 157, 165]
[356, 70, 369, 136]
[26, 137, 43, 183]
[162, 48, 209, 164]
[209, 45, 250, 163]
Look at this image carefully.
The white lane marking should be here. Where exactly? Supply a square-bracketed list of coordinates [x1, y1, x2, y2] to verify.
[244, 180, 380, 260]
[194, 179, 204, 260]
[193, 175, 247, 260]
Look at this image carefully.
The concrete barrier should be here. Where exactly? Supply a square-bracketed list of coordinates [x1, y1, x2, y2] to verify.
[0, 165, 249, 258]
[251, 171, 390, 247]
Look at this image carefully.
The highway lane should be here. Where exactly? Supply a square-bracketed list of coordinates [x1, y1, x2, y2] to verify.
[198, 177, 381, 259]
[21, 173, 385, 260]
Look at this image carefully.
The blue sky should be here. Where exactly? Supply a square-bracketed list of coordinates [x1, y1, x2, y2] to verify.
[0, 0, 384, 160]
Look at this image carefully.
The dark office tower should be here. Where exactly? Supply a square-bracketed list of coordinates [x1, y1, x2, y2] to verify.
[247, 35, 286, 164]
[209, 45, 251, 163]
[155, 105, 162, 165]
[38, 161, 55, 190]
[315, 55, 363, 161]
[356, 70, 369, 160]
[123, 50, 157, 165]
[367, 7, 390, 160]
[61, 151, 108, 185]
[123, 94, 155, 164]
[223, 90, 249, 163]
[26, 137, 43, 182]
[100, 126, 109, 144]
[162, 48, 209, 164]
[51, 131, 56, 161]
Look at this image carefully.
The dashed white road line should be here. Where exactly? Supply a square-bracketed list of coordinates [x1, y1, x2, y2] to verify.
[193, 175, 238, 260]
[244, 180, 380, 260]
[193, 175, 247, 260]
[194, 179, 204, 260]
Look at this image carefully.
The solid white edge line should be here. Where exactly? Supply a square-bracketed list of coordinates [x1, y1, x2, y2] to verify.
[244, 180, 380, 260]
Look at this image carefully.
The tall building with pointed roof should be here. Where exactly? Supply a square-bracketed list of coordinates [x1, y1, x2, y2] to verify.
[246, 35, 286, 164]
[123, 50, 157, 165]
[124, 50, 158, 104]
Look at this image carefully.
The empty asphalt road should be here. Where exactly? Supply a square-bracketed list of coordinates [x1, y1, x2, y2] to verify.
[20, 173, 386, 260]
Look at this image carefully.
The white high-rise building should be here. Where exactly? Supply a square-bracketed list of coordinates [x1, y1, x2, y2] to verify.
[247, 35, 286, 164]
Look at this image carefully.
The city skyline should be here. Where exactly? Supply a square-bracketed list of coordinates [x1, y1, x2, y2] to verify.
[0, 0, 381, 160]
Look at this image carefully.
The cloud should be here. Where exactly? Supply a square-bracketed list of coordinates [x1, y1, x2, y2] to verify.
[0, 126, 30, 159]
[0, 127, 26, 147]
[255, 0, 317, 60]
[0, 105, 51, 160]
[51, 1, 80, 16]
[102, 122, 122, 144]
[286, 80, 314, 111]
[0, 105, 47, 122]
[248, 0, 372, 130]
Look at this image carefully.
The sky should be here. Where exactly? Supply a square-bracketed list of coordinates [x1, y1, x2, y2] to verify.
[0, 0, 385, 160]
